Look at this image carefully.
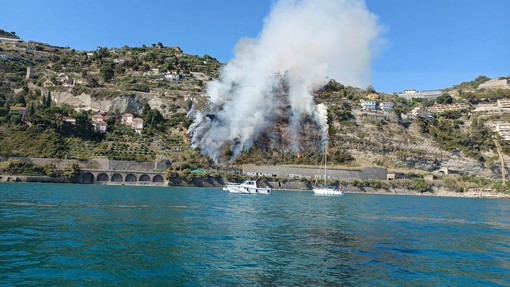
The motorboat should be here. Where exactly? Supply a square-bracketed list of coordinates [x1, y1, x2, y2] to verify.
[226, 180, 271, 195]
[222, 182, 239, 191]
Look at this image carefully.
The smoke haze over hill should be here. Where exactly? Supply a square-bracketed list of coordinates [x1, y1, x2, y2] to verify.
[188, 0, 381, 163]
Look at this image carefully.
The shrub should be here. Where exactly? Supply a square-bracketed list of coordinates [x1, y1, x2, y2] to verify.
[0, 160, 45, 176]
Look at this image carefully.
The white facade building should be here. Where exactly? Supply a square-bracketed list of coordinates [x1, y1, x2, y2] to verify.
[379, 102, 394, 112]
[360, 100, 377, 111]
[398, 90, 442, 100]
[132, 118, 144, 134]
[122, 113, 134, 125]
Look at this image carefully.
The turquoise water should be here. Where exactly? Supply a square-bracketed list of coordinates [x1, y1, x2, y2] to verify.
[1, 183, 510, 286]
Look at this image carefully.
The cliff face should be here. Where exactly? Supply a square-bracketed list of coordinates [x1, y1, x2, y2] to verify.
[53, 91, 145, 114]
[332, 110, 508, 179]
[50, 89, 188, 117]
[398, 153, 490, 177]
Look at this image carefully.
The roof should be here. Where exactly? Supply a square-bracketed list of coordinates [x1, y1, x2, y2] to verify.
[10, 106, 27, 111]
[132, 117, 144, 122]
[123, 113, 134, 117]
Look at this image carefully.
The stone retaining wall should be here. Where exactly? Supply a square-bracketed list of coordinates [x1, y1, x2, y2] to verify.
[242, 165, 387, 181]
[0, 157, 167, 172]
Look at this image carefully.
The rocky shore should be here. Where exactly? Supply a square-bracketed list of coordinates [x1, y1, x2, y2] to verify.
[0, 175, 71, 184]
[343, 186, 510, 199]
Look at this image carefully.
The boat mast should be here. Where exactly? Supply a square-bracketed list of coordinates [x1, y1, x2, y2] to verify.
[323, 147, 327, 186]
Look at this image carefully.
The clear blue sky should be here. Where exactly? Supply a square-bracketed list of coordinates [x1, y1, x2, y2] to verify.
[2, 0, 509, 93]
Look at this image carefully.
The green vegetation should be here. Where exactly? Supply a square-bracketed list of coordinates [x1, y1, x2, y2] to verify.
[1, 33, 510, 193]
[0, 160, 80, 180]
[452, 75, 491, 91]
[0, 160, 45, 176]
[415, 114, 493, 161]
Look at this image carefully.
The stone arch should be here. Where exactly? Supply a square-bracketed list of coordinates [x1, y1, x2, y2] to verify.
[82, 172, 94, 184]
[152, 174, 164, 182]
[97, 173, 109, 182]
[125, 174, 137, 182]
[111, 173, 123, 182]
[139, 174, 150, 182]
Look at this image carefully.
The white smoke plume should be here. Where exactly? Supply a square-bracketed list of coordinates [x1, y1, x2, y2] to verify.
[188, 0, 380, 163]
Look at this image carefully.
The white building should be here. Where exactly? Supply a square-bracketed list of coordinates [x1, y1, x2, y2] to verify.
[132, 118, 144, 134]
[398, 90, 442, 100]
[360, 100, 377, 111]
[93, 120, 107, 133]
[122, 113, 134, 125]
[91, 114, 107, 133]
[379, 102, 394, 112]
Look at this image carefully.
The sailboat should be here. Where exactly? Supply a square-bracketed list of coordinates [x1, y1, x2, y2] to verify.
[313, 148, 343, 196]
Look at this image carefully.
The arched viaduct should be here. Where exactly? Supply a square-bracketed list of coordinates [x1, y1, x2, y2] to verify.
[80, 170, 166, 185]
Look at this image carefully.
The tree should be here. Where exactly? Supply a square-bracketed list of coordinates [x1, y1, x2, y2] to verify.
[44, 164, 62, 177]
[63, 163, 80, 179]
[26, 102, 36, 119]
[472, 75, 490, 87]
[321, 80, 344, 92]
[435, 94, 453, 104]
[143, 106, 164, 129]
[41, 92, 52, 108]
[141, 103, 151, 117]
[94, 46, 110, 60]
[8, 113, 23, 125]
[414, 178, 429, 193]
[72, 111, 93, 139]
[99, 63, 115, 82]
[15, 93, 26, 106]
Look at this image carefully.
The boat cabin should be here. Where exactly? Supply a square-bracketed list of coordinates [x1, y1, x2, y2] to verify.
[244, 181, 257, 187]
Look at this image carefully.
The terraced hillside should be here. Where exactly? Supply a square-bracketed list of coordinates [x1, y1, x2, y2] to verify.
[1, 32, 510, 192]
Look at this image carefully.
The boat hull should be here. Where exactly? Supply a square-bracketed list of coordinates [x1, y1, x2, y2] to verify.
[313, 187, 343, 196]
[227, 185, 271, 195]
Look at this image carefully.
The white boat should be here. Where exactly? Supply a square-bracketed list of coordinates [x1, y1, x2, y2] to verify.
[313, 148, 343, 196]
[226, 180, 272, 195]
[222, 182, 239, 191]
[313, 185, 343, 196]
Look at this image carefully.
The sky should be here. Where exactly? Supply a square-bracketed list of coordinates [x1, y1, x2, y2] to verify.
[2, 0, 509, 93]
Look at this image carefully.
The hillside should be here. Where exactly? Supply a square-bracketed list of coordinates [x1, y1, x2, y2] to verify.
[1, 31, 510, 192]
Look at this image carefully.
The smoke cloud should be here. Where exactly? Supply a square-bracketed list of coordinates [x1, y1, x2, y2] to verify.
[188, 0, 381, 163]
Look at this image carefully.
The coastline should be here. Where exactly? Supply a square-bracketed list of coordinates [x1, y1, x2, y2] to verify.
[2, 174, 509, 199]
[342, 187, 510, 199]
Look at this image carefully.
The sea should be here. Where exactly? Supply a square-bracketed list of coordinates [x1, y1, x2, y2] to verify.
[1, 183, 509, 286]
